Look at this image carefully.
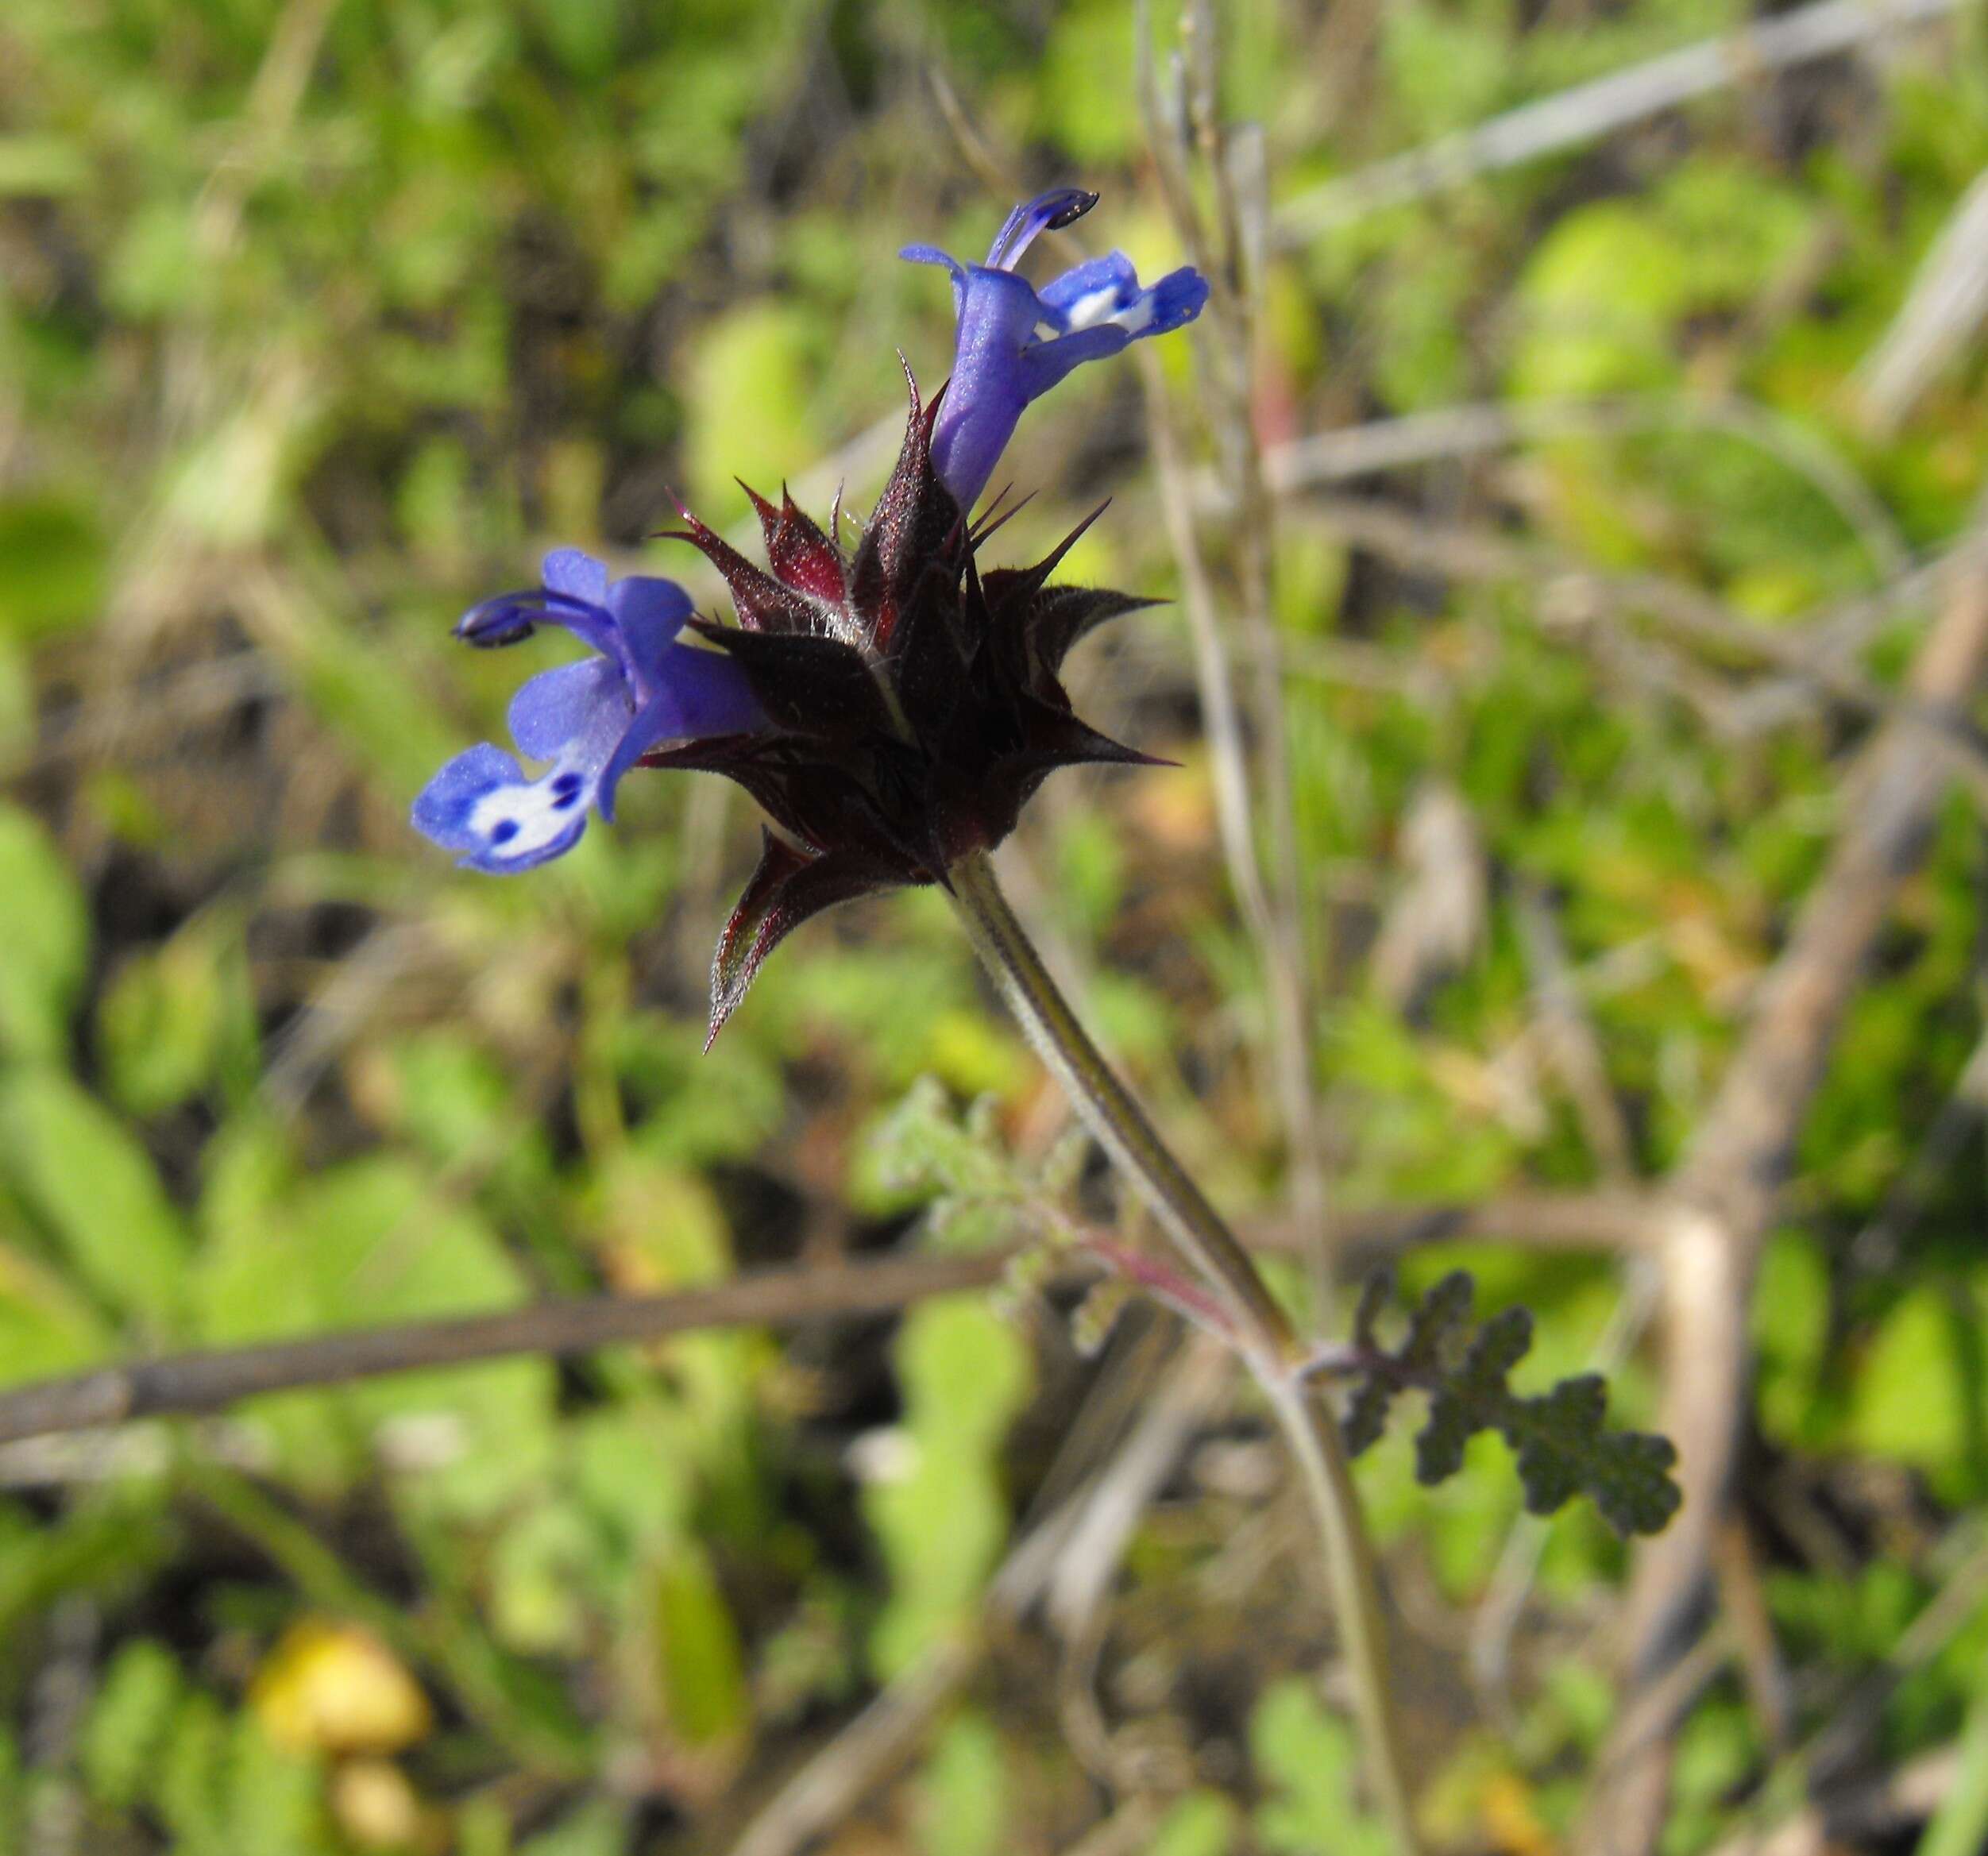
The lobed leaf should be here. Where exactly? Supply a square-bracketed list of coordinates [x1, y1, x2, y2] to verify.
[1338, 1269, 1681, 1538]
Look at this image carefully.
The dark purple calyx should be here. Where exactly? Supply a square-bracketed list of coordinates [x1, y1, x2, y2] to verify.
[652, 371, 1162, 1043]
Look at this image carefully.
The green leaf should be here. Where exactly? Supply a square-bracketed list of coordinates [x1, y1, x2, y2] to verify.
[156, 1688, 230, 1846]
[644, 1539, 751, 1752]
[897, 1292, 1032, 1444]
[916, 1710, 1008, 1856]
[0, 1726, 17, 1853]
[521, 1798, 627, 1856]
[1654, 156, 1815, 313]
[530, 0, 620, 78]
[457, 1796, 514, 1856]
[865, 1297, 1032, 1675]
[0, 1069, 190, 1331]
[572, 1409, 696, 1549]
[104, 200, 207, 318]
[0, 804, 89, 1063]
[0, 137, 89, 197]
[1847, 1280, 1988, 1488]
[1150, 1790, 1240, 1856]
[0, 1232, 114, 1385]
[1510, 205, 1687, 401]
[221, 1715, 333, 1854]
[1754, 1231, 1832, 1449]
[195, 1156, 554, 1511]
[489, 1502, 597, 1655]
[0, 496, 107, 642]
[1923, 1684, 1988, 1856]
[0, 637, 29, 773]
[297, 1163, 555, 1511]
[858, 1077, 1019, 1220]
[381, 1031, 518, 1167]
[1036, 0, 1139, 164]
[79, 1640, 185, 1812]
[282, 608, 457, 797]
[1662, 1696, 1757, 1856]
[0, 1490, 179, 1643]
[1380, 0, 1509, 137]
[98, 936, 226, 1116]
[616, 1018, 786, 1168]
[1250, 1678, 1391, 1856]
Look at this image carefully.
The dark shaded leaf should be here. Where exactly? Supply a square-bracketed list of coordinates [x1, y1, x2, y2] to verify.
[851, 367, 961, 646]
[692, 623, 894, 743]
[1337, 1268, 1681, 1537]
[1015, 586, 1156, 676]
[708, 831, 898, 1045]
[662, 502, 830, 636]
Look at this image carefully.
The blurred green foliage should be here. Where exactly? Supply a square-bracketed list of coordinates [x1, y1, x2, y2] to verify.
[2, 0, 1987, 1848]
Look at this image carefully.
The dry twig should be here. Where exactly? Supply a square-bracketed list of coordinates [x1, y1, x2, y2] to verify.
[1857, 168, 1988, 435]
[1255, 395, 1909, 577]
[1582, 516, 1988, 1856]
[1272, 0, 1961, 245]
[0, 1190, 1663, 1449]
[1285, 492, 1988, 801]
[1137, 1, 1334, 1284]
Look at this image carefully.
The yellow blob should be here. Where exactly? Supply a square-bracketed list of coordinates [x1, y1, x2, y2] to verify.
[251, 1619, 433, 1756]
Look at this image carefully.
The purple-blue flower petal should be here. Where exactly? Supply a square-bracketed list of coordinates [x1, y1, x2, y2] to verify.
[1034, 252, 1140, 327]
[1132, 265, 1210, 336]
[456, 785, 590, 874]
[508, 657, 625, 762]
[542, 547, 609, 608]
[412, 692, 627, 874]
[457, 584, 621, 660]
[1016, 323, 1137, 399]
[606, 575, 696, 696]
[901, 243, 966, 283]
[454, 591, 543, 647]
[413, 742, 587, 874]
[596, 646, 766, 821]
[927, 266, 1046, 512]
[412, 744, 527, 851]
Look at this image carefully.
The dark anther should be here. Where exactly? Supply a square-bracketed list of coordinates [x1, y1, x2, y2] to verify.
[1048, 191, 1100, 231]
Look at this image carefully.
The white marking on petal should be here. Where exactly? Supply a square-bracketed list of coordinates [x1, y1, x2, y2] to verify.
[465, 762, 596, 865]
[1106, 295, 1156, 335]
[1060, 284, 1126, 330]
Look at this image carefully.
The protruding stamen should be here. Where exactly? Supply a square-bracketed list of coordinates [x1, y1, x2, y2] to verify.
[986, 187, 1101, 272]
[454, 588, 601, 646]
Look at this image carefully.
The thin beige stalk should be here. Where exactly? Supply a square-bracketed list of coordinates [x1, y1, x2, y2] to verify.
[1136, 0, 1334, 1302]
[948, 847, 1420, 1855]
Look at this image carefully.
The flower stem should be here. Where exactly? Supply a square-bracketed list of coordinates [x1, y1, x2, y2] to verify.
[947, 847, 1420, 1854]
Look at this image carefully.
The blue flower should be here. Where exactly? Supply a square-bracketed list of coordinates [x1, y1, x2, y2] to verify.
[901, 188, 1210, 511]
[413, 548, 763, 873]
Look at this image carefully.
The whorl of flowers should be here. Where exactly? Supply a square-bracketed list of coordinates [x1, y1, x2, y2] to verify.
[414, 189, 1208, 1041]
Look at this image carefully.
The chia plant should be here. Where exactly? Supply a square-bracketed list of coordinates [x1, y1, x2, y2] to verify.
[414, 188, 1679, 1850]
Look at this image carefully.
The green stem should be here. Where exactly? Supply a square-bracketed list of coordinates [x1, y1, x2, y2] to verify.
[950, 849, 1295, 1358]
[947, 847, 1420, 1855]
